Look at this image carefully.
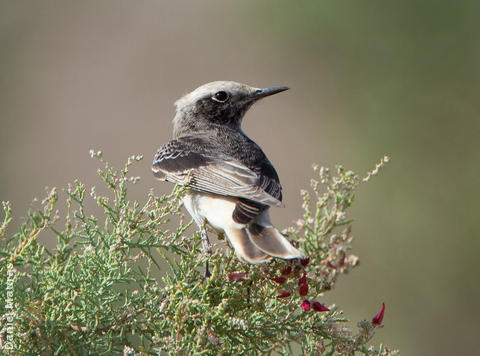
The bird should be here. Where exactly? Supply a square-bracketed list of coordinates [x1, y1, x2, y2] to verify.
[152, 81, 301, 266]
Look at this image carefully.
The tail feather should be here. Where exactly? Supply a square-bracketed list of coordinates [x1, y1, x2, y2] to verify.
[246, 223, 301, 260]
[224, 228, 272, 264]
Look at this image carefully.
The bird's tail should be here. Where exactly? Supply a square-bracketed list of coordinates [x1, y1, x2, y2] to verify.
[224, 228, 272, 264]
[246, 223, 301, 260]
[224, 224, 301, 264]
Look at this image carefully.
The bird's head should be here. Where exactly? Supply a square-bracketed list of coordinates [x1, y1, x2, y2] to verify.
[172, 81, 288, 137]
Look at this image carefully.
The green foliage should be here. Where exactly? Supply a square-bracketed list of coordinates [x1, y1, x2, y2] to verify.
[0, 152, 395, 355]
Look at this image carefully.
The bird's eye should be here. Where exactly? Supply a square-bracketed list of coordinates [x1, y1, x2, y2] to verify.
[212, 91, 229, 102]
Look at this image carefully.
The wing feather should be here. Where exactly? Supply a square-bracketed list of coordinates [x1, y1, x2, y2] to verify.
[152, 138, 283, 207]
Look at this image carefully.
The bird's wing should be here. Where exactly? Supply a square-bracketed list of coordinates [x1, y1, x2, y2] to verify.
[152, 139, 283, 207]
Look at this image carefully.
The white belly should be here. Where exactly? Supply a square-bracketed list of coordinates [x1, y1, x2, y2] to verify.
[182, 192, 245, 231]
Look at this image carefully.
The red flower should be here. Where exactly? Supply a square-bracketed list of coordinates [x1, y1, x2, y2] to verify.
[270, 276, 287, 285]
[298, 273, 307, 286]
[281, 266, 292, 276]
[300, 299, 311, 311]
[372, 302, 385, 325]
[300, 257, 310, 267]
[298, 272, 308, 296]
[312, 301, 330, 312]
[277, 291, 291, 298]
[227, 272, 247, 282]
[299, 283, 308, 296]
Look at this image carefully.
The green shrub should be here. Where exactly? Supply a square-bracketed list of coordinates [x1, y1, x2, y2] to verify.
[0, 151, 395, 355]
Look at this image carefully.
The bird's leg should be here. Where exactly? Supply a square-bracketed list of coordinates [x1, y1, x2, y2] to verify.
[200, 228, 211, 253]
[201, 228, 212, 278]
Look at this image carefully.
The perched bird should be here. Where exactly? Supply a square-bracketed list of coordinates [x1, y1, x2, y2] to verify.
[152, 81, 301, 265]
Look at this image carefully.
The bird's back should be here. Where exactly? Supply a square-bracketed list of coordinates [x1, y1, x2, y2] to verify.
[187, 124, 281, 187]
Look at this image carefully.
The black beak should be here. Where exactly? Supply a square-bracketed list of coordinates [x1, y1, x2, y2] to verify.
[251, 86, 289, 100]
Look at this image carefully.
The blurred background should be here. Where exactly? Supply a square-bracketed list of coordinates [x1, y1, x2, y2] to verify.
[1, 1, 479, 354]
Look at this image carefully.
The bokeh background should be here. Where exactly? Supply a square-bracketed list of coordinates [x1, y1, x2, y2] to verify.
[1, 1, 479, 354]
